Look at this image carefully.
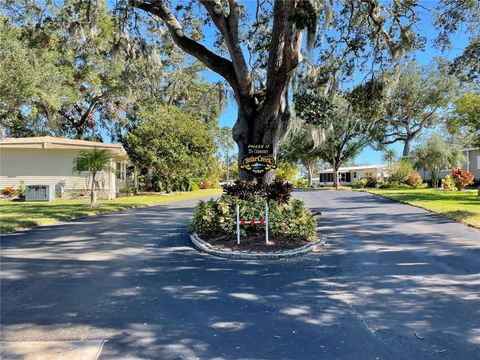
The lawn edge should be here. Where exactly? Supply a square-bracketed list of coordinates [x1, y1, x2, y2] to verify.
[0, 189, 222, 236]
[357, 189, 480, 230]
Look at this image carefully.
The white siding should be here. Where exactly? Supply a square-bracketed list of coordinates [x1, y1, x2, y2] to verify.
[0, 148, 115, 197]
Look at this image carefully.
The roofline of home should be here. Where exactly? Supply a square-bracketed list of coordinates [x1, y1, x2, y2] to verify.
[0, 136, 129, 160]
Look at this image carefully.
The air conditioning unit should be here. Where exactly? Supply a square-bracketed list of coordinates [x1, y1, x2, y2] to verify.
[25, 185, 55, 202]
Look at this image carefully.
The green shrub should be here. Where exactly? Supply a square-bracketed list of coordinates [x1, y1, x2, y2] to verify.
[441, 174, 457, 190]
[14, 181, 26, 199]
[379, 181, 412, 189]
[190, 195, 317, 241]
[357, 177, 369, 188]
[360, 177, 378, 188]
[190, 181, 200, 191]
[293, 178, 308, 188]
[391, 159, 414, 183]
[119, 185, 136, 193]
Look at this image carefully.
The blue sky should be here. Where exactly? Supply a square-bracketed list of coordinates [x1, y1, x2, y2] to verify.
[196, 1, 468, 165]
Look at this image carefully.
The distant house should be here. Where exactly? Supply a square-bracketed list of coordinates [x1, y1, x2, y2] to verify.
[0, 136, 130, 199]
[312, 164, 389, 187]
[406, 147, 480, 182]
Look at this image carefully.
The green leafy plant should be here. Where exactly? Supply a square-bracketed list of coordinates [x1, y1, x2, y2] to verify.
[360, 177, 378, 188]
[190, 195, 316, 241]
[451, 168, 474, 190]
[357, 178, 369, 188]
[441, 174, 457, 191]
[379, 181, 412, 189]
[14, 180, 26, 199]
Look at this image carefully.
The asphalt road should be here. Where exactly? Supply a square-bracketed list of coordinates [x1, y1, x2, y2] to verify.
[1, 190, 479, 359]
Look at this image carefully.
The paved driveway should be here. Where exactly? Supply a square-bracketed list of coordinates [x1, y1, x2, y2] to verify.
[1, 191, 479, 359]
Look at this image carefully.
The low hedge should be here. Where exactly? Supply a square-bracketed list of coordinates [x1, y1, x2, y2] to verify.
[190, 195, 317, 241]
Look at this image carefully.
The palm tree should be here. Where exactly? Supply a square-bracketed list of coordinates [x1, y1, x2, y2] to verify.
[73, 149, 113, 205]
[383, 149, 397, 178]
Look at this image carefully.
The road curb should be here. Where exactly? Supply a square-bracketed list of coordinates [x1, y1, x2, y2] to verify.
[190, 232, 326, 260]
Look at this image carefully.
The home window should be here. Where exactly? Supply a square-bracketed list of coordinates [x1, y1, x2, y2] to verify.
[116, 162, 126, 181]
[477, 156, 480, 170]
[339, 172, 351, 182]
[319, 173, 333, 182]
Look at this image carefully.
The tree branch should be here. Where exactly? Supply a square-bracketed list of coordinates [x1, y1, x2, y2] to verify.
[199, 0, 251, 97]
[264, 0, 302, 117]
[132, 0, 240, 97]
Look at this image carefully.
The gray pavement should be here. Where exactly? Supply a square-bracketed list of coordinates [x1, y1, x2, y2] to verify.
[1, 190, 479, 359]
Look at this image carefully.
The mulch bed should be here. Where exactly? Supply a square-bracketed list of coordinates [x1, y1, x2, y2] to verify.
[201, 232, 312, 252]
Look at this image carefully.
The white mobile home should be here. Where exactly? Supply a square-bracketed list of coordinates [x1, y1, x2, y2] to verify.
[312, 164, 389, 187]
[0, 136, 130, 200]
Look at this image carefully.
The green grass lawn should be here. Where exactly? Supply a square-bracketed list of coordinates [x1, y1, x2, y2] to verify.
[364, 188, 480, 228]
[0, 189, 222, 234]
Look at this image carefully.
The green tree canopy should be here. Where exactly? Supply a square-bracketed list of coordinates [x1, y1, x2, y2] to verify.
[447, 91, 480, 147]
[123, 105, 216, 192]
[413, 134, 465, 188]
[380, 60, 458, 156]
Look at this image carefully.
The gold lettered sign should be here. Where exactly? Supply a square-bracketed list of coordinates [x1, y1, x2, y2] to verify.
[240, 144, 277, 176]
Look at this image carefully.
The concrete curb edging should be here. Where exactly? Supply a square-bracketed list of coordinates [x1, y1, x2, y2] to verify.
[190, 233, 326, 260]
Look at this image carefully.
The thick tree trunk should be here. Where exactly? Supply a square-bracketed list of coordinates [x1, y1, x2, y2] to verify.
[403, 138, 412, 157]
[233, 98, 291, 184]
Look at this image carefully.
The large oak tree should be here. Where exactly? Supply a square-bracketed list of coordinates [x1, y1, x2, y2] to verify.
[131, 0, 422, 182]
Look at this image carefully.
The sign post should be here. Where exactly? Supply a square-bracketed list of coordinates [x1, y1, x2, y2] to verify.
[265, 203, 269, 244]
[236, 204, 240, 245]
[236, 202, 270, 245]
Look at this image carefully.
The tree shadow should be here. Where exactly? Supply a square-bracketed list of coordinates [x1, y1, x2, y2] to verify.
[1, 193, 480, 359]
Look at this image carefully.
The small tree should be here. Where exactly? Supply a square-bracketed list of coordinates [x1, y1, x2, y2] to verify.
[275, 161, 298, 183]
[390, 159, 414, 183]
[73, 149, 113, 204]
[413, 134, 464, 188]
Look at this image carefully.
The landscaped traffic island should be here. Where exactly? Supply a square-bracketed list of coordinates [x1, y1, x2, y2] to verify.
[190, 180, 321, 258]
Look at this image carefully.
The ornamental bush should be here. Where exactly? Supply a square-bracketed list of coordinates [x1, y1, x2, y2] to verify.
[406, 171, 424, 188]
[357, 177, 369, 188]
[379, 181, 411, 189]
[222, 179, 293, 204]
[190, 195, 317, 241]
[360, 176, 378, 188]
[2, 187, 15, 197]
[441, 174, 457, 190]
[451, 168, 474, 190]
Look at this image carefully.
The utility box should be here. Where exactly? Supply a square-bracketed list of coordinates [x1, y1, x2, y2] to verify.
[25, 185, 55, 202]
